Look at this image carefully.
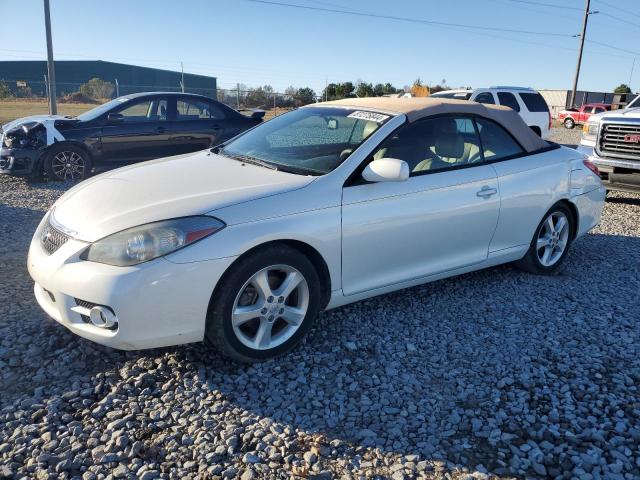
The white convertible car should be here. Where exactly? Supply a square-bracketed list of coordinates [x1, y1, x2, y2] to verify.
[28, 98, 605, 362]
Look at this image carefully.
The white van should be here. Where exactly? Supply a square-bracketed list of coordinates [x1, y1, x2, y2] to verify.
[430, 87, 552, 139]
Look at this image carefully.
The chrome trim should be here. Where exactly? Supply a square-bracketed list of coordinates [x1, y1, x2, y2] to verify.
[48, 208, 79, 237]
[596, 119, 640, 161]
[590, 156, 640, 170]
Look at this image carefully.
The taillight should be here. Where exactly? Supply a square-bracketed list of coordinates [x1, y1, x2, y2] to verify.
[583, 158, 600, 177]
[548, 111, 552, 130]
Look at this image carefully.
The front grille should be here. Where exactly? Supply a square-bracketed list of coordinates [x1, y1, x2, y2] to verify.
[40, 220, 70, 255]
[598, 123, 640, 160]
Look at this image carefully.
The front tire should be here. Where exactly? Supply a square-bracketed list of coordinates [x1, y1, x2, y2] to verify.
[563, 118, 575, 129]
[206, 245, 321, 362]
[516, 203, 574, 275]
[44, 144, 92, 181]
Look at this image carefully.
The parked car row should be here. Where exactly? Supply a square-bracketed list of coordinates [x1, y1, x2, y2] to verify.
[0, 92, 264, 181]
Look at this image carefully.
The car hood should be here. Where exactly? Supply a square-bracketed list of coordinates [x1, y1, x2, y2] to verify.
[597, 107, 640, 120]
[52, 151, 315, 242]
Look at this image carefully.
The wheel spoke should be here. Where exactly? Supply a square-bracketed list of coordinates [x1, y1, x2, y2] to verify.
[541, 246, 553, 265]
[280, 306, 305, 326]
[555, 216, 567, 235]
[273, 271, 302, 300]
[251, 270, 273, 299]
[254, 319, 273, 348]
[537, 236, 551, 250]
[545, 216, 555, 234]
[232, 304, 263, 326]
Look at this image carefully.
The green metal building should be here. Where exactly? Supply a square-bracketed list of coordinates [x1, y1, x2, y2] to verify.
[0, 60, 217, 98]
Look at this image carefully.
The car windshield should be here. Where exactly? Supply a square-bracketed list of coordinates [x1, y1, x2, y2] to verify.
[76, 97, 132, 121]
[219, 107, 391, 175]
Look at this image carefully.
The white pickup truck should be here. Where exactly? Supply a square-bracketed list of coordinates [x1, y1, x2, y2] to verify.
[578, 96, 640, 193]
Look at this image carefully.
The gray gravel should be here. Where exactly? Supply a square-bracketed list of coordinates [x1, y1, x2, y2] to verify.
[1, 170, 639, 480]
[549, 126, 582, 148]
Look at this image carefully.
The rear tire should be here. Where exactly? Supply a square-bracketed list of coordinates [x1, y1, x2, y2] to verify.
[205, 245, 321, 363]
[515, 203, 574, 275]
[563, 118, 575, 129]
[44, 144, 92, 181]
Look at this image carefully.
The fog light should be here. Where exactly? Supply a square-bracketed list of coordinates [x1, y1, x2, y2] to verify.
[89, 306, 118, 328]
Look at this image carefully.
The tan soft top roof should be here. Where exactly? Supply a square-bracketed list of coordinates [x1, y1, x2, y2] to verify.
[316, 97, 549, 153]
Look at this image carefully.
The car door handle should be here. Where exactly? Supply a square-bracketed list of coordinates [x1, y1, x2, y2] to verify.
[476, 186, 497, 198]
[211, 124, 222, 130]
[155, 126, 167, 133]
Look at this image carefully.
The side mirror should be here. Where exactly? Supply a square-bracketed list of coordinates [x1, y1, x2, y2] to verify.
[251, 110, 265, 120]
[362, 158, 410, 183]
[107, 112, 124, 123]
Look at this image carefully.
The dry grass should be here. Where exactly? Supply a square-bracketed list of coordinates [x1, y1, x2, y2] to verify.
[0, 99, 287, 125]
[0, 100, 95, 125]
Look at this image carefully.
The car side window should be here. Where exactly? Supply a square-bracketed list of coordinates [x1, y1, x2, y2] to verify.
[593, 107, 605, 114]
[474, 92, 495, 105]
[371, 117, 483, 176]
[475, 118, 524, 161]
[497, 92, 521, 112]
[116, 98, 168, 122]
[176, 99, 225, 121]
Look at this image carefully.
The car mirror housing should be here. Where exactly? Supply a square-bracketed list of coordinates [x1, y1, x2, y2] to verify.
[107, 113, 124, 123]
[362, 158, 410, 183]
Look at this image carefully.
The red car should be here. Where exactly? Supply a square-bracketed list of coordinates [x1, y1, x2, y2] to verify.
[558, 103, 611, 129]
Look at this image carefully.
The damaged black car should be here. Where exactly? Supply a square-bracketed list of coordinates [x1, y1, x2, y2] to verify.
[0, 92, 264, 181]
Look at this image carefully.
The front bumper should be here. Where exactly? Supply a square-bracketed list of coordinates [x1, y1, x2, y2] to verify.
[0, 146, 43, 176]
[576, 144, 640, 193]
[27, 222, 237, 350]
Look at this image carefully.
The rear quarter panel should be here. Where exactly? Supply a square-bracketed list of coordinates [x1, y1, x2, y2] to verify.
[489, 147, 573, 253]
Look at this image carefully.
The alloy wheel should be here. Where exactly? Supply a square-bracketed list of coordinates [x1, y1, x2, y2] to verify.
[51, 151, 85, 180]
[231, 265, 309, 350]
[536, 211, 570, 267]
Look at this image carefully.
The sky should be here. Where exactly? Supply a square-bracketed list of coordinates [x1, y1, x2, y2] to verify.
[1, 0, 640, 95]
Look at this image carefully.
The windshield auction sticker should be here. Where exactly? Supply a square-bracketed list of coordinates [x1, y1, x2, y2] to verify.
[347, 111, 390, 123]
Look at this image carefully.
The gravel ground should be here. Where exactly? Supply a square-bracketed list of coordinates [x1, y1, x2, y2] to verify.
[1, 140, 639, 479]
[548, 126, 582, 148]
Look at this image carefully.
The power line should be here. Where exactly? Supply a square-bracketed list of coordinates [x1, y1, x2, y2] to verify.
[499, 0, 582, 11]
[597, 0, 640, 20]
[587, 39, 640, 57]
[598, 11, 640, 30]
[246, 0, 576, 37]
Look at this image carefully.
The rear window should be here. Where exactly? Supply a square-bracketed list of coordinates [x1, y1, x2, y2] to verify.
[519, 92, 550, 113]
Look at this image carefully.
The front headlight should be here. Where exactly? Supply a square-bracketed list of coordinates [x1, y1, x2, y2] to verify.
[582, 121, 599, 141]
[81, 216, 225, 266]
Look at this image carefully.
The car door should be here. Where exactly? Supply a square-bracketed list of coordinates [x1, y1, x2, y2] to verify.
[341, 116, 500, 296]
[100, 96, 170, 164]
[165, 97, 228, 156]
[474, 117, 560, 253]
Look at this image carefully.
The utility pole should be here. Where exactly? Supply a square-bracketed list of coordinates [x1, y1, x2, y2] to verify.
[181, 62, 185, 93]
[569, 0, 592, 108]
[43, 0, 57, 115]
[236, 83, 240, 109]
[629, 58, 636, 90]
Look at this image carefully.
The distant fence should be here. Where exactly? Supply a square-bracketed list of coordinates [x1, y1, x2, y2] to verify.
[0, 78, 322, 114]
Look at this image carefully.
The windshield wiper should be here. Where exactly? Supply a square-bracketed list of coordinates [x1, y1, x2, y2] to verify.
[225, 152, 278, 170]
